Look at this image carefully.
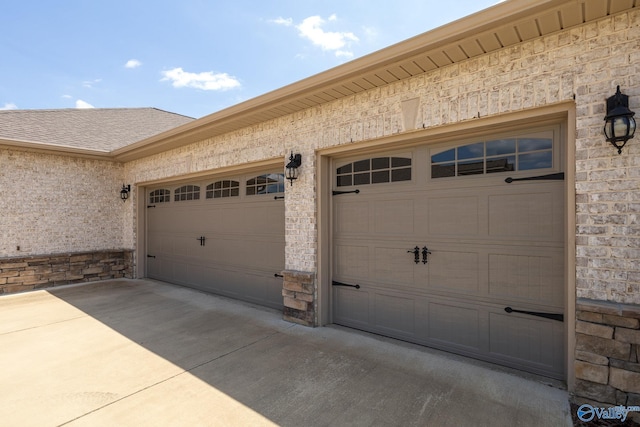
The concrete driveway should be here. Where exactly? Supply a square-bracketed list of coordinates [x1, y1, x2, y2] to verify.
[0, 279, 572, 426]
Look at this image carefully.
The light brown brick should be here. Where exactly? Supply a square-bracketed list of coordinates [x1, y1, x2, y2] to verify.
[603, 315, 640, 329]
[616, 328, 640, 345]
[610, 367, 640, 394]
[577, 320, 614, 339]
[576, 350, 609, 366]
[283, 296, 307, 311]
[575, 360, 609, 384]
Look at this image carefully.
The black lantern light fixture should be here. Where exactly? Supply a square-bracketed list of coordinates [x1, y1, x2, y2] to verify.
[285, 152, 302, 186]
[604, 86, 636, 154]
[120, 184, 131, 202]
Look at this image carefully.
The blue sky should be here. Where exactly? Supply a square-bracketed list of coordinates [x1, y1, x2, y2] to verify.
[1, 0, 503, 118]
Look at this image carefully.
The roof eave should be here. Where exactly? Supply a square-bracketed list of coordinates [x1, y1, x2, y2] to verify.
[0, 138, 113, 160]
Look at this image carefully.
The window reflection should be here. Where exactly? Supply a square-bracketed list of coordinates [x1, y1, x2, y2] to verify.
[149, 189, 170, 204]
[207, 180, 240, 199]
[431, 135, 552, 179]
[246, 174, 284, 195]
[486, 139, 516, 156]
[519, 152, 552, 170]
[457, 142, 484, 160]
[174, 185, 200, 202]
[519, 138, 552, 152]
[336, 157, 412, 187]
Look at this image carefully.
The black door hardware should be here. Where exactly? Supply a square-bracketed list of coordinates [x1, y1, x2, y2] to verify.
[274, 273, 284, 278]
[408, 246, 420, 264]
[147, 255, 156, 258]
[332, 280, 361, 289]
[421, 246, 432, 264]
[197, 236, 206, 246]
[332, 189, 360, 196]
[147, 205, 156, 208]
[505, 172, 565, 183]
[274, 196, 285, 200]
[504, 306, 564, 322]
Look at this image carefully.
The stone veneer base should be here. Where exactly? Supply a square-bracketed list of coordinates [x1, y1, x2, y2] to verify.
[0, 250, 134, 295]
[573, 298, 640, 421]
[281, 270, 316, 327]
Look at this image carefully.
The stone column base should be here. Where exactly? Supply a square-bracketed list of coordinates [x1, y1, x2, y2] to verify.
[281, 270, 316, 327]
[573, 298, 640, 421]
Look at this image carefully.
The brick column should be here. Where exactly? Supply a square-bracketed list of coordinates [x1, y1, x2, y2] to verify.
[281, 270, 316, 327]
[574, 298, 640, 415]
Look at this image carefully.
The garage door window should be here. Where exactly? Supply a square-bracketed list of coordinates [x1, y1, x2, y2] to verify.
[431, 135, 553, 178]
[206, 180, 240, 199]
[175, 185, 200, 201]
[149, 189, 170, 204]
[246, 174, 285, 195]
[336, 157, 412, 187]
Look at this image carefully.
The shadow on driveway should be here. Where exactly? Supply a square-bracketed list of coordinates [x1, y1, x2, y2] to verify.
[0, 279, 572, 426]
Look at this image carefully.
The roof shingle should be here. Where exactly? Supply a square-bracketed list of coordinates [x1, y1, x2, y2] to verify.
[0, 108, 194, 152]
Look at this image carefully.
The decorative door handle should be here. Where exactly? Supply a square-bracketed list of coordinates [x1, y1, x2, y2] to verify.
[407, 246, 420, 264]
[197, 236, 206, 246]
[422, 246, 432, 264]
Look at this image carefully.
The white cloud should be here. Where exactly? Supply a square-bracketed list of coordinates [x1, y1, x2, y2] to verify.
[0, 102, 17, 110]
[335, 50, 354, 59]
[61, 94, 73, 99]
[82, 79, 102, 88]
[271, 17, 293, 26]
[76, 100, 95, 109]
[295, 15, 358, 56]
[125, 59, 142, 69]
[160, 67, 241, 91]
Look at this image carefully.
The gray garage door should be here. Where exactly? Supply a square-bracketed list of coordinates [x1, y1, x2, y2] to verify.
[332, 126, 565, 379]
[147, 171, 285, 309]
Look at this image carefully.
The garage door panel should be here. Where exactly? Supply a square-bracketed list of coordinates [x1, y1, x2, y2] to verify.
[336, 201, 370, 234]
[373, 292, 417, 336]
[488, 251, 563, 306]
[428, 301, 480, 350]
[427, 196, 480, 236]
[146, 172, 285, 310]
[428, 250, 480, 293]
[489, 311, 563, 376]
[333, 127, 565, 379]
[334, 287, 370, 326]
[374, 199, 414, 235]
[373, 244, 427, 287]
[335, 244, 369, 279]
[488, 190, 563, 241]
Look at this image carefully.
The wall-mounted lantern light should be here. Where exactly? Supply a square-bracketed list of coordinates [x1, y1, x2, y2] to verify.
[604, 86, 636, 154]
[120, 184, 131, 202]
[285, 152, 302, 186]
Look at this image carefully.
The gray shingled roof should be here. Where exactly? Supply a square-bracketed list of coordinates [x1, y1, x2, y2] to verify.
[0, 108, 194, 152]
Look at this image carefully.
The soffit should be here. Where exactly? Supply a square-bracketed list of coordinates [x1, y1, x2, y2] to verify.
[113, 0, 637, 161]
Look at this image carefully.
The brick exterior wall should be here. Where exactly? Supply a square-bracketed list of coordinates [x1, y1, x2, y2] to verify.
[0, 149, 126, 257]
[0, 250, 133, 294]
